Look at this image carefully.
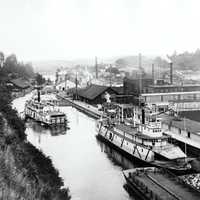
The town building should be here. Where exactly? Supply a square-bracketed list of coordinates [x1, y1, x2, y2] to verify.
[71, 84, 123, 104]
[7, 77, 31, 97]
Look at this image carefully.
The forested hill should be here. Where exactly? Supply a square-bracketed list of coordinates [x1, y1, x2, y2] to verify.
[0, 52, 34, 82]
[115, 50, 200, 73]
[169, 50, 200, 71]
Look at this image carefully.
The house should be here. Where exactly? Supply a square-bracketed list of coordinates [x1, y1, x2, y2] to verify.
[56, 80, 76, 91]
[7, 77, 31, 97]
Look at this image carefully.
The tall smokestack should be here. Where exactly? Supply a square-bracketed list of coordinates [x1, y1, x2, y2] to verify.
[139, 53, 142, 93]
[95, 56, 98, 79]
[152, 63, 154, 85]
[37, 89, 40, 102]
[170, 62, 173, 85]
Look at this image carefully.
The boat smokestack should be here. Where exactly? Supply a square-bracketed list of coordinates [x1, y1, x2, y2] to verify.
[37, 89, 40, 102]
[141, 102, 145, 124]
[170, 62, 173, 85]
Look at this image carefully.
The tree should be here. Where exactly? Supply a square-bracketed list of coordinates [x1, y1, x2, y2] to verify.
[35, 73, 46, 85]
[0, 52, 4, 67]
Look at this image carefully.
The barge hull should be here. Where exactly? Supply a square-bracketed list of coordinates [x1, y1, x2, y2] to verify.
[96, 133, 191, 175]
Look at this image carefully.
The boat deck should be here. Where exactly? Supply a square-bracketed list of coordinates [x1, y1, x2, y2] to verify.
[123, 168, 200, 200]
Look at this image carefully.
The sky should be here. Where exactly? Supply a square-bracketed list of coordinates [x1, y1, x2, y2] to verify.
[0, 0, 200, 61]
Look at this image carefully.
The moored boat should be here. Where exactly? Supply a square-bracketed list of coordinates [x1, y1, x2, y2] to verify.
[24, 87, 68, 128]
[96, 102, 192, 175]
[123, 167, 200, 200]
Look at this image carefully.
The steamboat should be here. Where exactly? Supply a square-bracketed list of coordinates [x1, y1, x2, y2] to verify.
[96, 98, 191, 174]
[24, 87, 67, 128]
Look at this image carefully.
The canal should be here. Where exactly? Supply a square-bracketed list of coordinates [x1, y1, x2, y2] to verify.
[12, 94, 138, 200]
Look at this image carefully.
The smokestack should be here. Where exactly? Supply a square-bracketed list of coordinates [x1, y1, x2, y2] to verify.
[138, 53, 142, 93]
[152, 63, 154, 85]
[95, 56, 98, 79]
[37, 89, 40, 102]
[170, 62, 173, 85]
[141, 102, 145, 124]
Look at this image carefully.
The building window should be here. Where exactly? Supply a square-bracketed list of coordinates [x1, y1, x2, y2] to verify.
[179, 129, 181, 134]
[187, 132, 191, 138]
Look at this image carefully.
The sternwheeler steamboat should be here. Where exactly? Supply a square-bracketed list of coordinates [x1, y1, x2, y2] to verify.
[24, 87, 67, 128]
[96, 101, 191, 174]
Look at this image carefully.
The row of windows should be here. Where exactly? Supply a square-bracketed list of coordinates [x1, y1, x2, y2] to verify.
[153, 87, 200, 93]
[145, 94, 200, 103]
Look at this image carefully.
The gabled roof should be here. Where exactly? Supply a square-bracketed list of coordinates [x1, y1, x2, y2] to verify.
[111, 86, 124, 94]
[9, 78, 30, 89]
[78, 84, 108, 100]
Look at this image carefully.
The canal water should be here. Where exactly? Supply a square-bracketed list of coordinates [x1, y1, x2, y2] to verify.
[12, 95, 138, 200]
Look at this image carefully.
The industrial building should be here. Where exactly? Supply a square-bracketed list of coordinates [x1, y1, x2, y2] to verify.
[124, 62, 200, 111]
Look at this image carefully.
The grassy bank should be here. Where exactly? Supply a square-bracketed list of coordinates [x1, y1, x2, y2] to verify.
[0, 86, 71, 199]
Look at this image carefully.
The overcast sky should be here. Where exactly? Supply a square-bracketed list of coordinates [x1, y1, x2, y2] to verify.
[0, 0, 199, 61]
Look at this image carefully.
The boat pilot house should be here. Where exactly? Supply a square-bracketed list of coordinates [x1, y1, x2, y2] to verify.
[74, 84, 123, 104]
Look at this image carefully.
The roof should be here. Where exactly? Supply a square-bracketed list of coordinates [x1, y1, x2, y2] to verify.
[9, 78, 30, 89]
[111, 86, 124, 94]
[78, 84, 108, 100]
[77, 84, 122, 100]
[160, 114, 200, 134]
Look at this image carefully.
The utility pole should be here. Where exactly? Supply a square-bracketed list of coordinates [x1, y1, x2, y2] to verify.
[75, 73, 78, 100]
[139, 53, 142, 94]
[65, 73, 67, 90]
[109, 64, 112, 87]
[152, 63, 154, 85]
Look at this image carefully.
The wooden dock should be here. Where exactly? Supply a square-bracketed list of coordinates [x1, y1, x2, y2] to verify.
[57, 94, 103, 119]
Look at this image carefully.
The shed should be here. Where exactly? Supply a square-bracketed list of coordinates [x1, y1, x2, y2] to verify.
[75, 84, 121, 104]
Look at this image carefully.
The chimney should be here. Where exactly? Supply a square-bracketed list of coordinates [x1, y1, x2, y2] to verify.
[95, 56, 98, 79]
[138, 53, 142, 93]
[170, 62, 173, 85]
[152, 63, 154, 85]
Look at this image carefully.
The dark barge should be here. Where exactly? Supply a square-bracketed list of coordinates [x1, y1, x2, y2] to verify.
[123, 167, 200, 200]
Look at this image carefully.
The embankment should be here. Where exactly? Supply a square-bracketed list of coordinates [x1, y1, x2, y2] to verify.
[0, 106, 71, 199]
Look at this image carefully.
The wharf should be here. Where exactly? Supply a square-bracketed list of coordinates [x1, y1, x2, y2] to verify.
[123, 167, 200, 200]
[57, 93, 103, 119]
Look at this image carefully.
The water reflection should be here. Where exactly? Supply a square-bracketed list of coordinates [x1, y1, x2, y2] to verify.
[13, 95, 141, 200]
[26, 119, 68, 136]
[97, 140, 135, 170]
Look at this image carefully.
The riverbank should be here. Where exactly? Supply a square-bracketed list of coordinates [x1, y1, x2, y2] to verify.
[0, 90, 71, 199]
